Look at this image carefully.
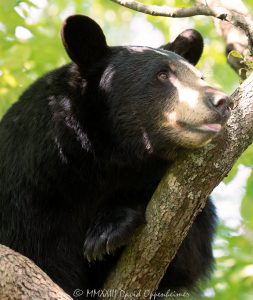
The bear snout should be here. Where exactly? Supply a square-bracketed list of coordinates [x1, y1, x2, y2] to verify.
[205, 89, 232, 122]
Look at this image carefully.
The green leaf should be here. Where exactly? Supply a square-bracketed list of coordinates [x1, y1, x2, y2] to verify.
[229, 50, 243, 59]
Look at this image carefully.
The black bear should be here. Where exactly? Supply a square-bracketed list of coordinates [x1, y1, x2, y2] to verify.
[0, 15, 231, 299]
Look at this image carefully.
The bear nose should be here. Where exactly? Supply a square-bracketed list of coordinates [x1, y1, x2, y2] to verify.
[206, 90, 232, 119]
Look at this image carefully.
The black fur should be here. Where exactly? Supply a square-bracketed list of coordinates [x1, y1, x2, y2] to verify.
[0, 15, 218, 299]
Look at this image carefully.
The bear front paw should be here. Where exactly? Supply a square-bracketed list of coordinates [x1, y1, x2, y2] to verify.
[83, 207, 145, 262]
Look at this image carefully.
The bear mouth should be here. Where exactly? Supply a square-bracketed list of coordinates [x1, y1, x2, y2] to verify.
[195, 123, 222, 133]
[178, 121, 223, 134]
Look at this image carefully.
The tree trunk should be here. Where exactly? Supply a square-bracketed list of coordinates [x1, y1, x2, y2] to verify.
[103, 73, 253, 299]
[0, 245, 72, 300]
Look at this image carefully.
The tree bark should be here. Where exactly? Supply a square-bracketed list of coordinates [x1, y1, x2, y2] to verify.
[0, 245, 72, 300]
[103, 73, 253, 299]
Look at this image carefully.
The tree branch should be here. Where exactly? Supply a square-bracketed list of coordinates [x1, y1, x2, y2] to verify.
[110, 0, 222, 18]
[110, 0, 253, 54]
[103, 73, 253, 299]
[0, 245, 72, 300]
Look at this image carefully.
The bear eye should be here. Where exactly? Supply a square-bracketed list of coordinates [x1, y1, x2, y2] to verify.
[157, 71, 169, 81]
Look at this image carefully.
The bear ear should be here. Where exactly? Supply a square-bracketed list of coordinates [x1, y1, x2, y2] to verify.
[161, 29, 204, 65]
[61, 15, 108, 68]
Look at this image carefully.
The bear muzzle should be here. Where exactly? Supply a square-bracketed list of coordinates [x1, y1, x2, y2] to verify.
[205, 88, 232, 123]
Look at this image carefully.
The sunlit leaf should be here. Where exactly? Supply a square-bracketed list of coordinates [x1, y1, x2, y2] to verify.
[229, 50, 243, 59]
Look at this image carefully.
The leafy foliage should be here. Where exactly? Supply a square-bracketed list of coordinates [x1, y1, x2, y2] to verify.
[0, 0, 253, 298]
[229, 50, 253, 78]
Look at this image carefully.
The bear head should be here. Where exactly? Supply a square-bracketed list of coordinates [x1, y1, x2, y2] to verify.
[61, 15, 232, 160]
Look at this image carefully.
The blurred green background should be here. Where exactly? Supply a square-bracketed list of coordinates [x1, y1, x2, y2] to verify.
[0, 0, 253, 299]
